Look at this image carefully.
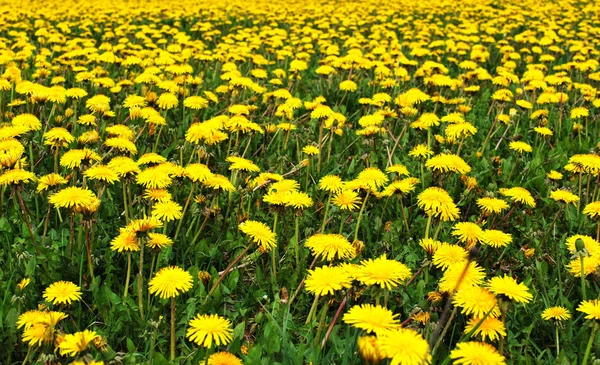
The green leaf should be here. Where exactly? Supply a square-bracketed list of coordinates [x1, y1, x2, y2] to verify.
[126, 337, 136, 353]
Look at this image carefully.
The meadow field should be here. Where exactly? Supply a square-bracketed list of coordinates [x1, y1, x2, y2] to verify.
[2, 0, 600, 363]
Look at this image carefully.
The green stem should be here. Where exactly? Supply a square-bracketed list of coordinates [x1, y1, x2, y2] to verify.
[147, 252, 157, 308]
[432, 220, 443, 240]
[203, 347, 213, 365]
[581, 255, 587, 301]
[459, 306, 496, 342]
[192, 212, 211, 244]
[306, 295, 320, 324]
[85, 225, 95, 282]
[207, 244, 252, 299]
[288, 256, 318, 308]
[431, 307, 458, 358]
[427, 129, 432, 149]
[317, 124, 324, 173]
[314, 299, 331, 346]
[42, 204, 51, 244]
[320, 192, 332, 232]
[15, 189, 38, 254]
[170, 297, 176, 361]
[53, 147, 59, 174]
[456, 136, 465, 156]
[353, 192, 370, 242]
[174, 183, 196, 241]
[283, 130, 290, 150]
[507, 157, 518, 181]
[326, 130, 334, 161]
[69, 214, 74, 260]
[124, 253, 132, 298]
[272, 211, 279, 279]
[582, 325, 598, 365]
[499, 306, 507, 355]
[555, 325, 560, 357]
[400, 199, 410, 232]
[153, 125, 163, 153]
[424, 215, 433, 239]
[122, 181, 130, 224]
[294, 215, 300, 268]
[479, 118, 498, 154]
[185, 215, 199, 238]
[578, 172, 583, 213]
[304, 158, 311, 190]
[21, 345, 32, 365]
[138, 239, 145, 318]
[540, 206, 563, 249]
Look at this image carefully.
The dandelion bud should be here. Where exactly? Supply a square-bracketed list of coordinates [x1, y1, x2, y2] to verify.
[468, 246, 480, 260]
[17, 278, 31, 291]
[145, 91, 157, 103]
[93, 335, 108, 352]
[458, 105, 471, 114]
[427, 291, 443, 304]
[357, 336, 382, 365]
[575, 238, 587, 253]
[266, 123, 277, 133]
[352, 239, 365, 255]
[194, 194, 207, 204]
[411, 311, 430, 325]
[384, 221, 392, 232]
[198, 270, 212, 285]
[524, 248, 535, 258]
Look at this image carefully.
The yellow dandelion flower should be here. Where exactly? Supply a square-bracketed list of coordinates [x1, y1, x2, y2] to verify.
[433, 243, 468, 269]
[304, 233, 355, 261]
[377, 328, 431, 365]
[319, 175, 344, 193]
[49, 187, 97, 210]
[541, 307, 571, 321]
[450, 342, 506, 365]
[149, 266, 193, 299]
[186, 314, 233, 348]
[464, 317, 506, 342]
[417, 187, 460, 221]
[305, 265, 353, 296]
[152, 200, 183, 222]
[332, 189, 362, 211]
[354, 255, 412, 290]
[480, 229, 512, 248]
[439, 261, 486, 293]
[454, 286, 500, 318]
[43, 281, 82, 305]
[549, 190, 579, 205]
[342, 304, 400, 335]
[58, 330, 98, 356]
[477, 197, 509, 215]
[486, 276, 533, 304]
[239, 220, 277, 252]
[208, 352, 243, 365]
